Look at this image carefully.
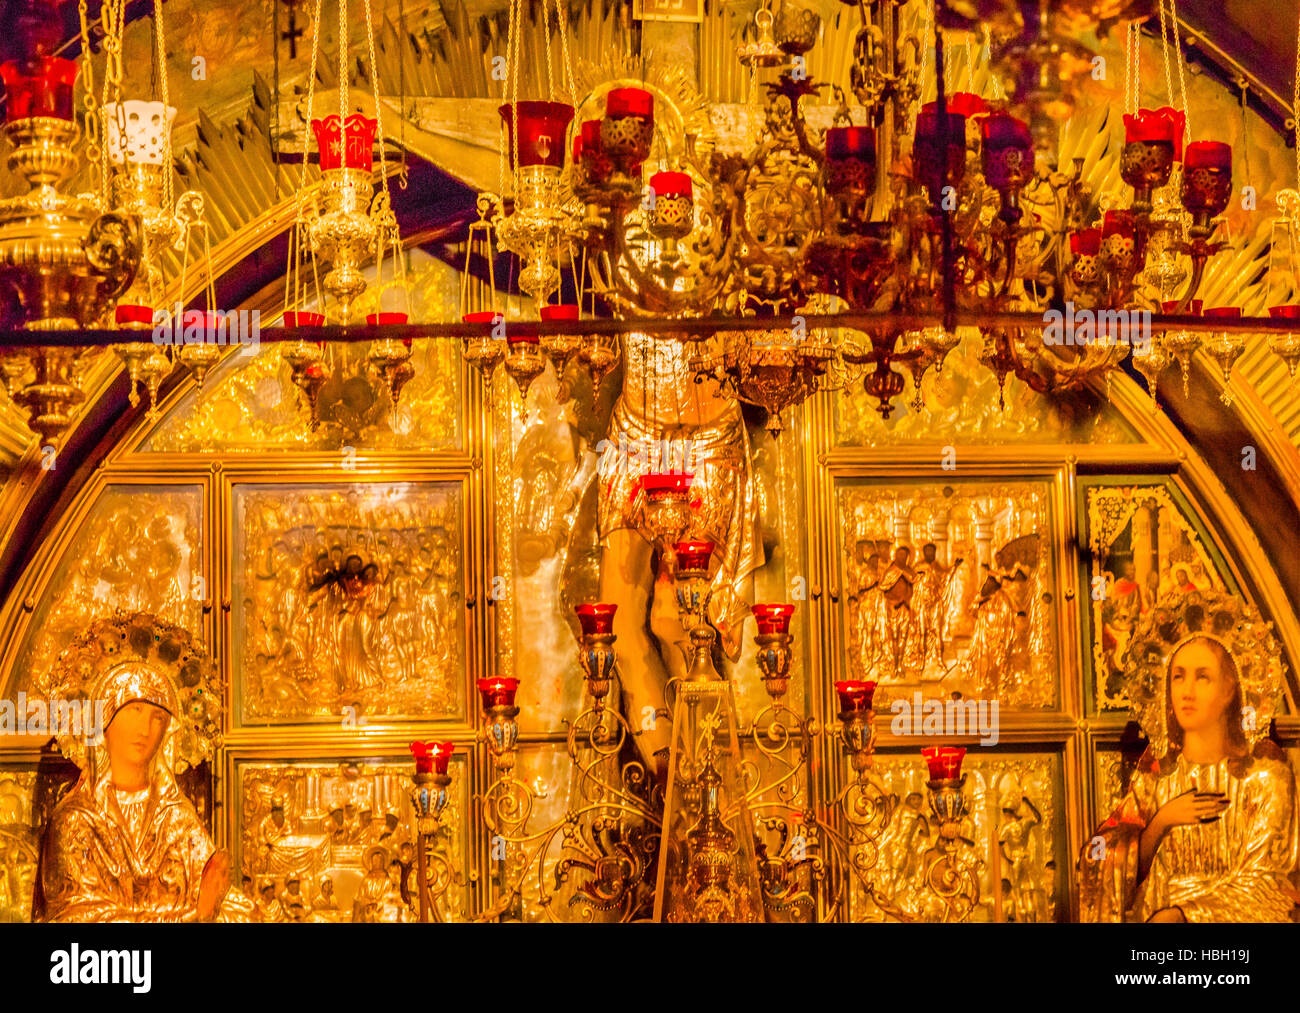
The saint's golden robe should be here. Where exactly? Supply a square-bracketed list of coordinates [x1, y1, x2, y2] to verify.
[1081, 746, 1300, 923]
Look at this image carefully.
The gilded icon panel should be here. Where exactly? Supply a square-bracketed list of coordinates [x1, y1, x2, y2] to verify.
[231, 482, 466, 724]
[833, 334, 1138, 446]
[852, 751, 1062, 923]
[235, 755, 470, 922]
[837, 479, 1058, 709]
[1084, 483, 1228, 711]
[5, 484, 203, 696]
[0, 768, 38, 923]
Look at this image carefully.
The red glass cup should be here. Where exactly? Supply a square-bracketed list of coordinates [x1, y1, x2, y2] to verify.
[575, 602, 617, 636]
[913, 110, 966, 206]
[1181, 141, 1233, 219]
[476, 677, 519, 711]
[1, 57, 79, 122]
[1101, 209, 1146, 275]
[576, 118, 613, 186]
[410, 740, 454, 776]
[834, 680, 876, 715]
[114, 303, 155, 328]
[1121, 106, 1185, 195]
[921, 745, 967, 781]
[540, 303, 579, 322]
[648, 169, 694, 240]
[673, 540, 714, 574]
[311, 114, 378, 172]
[1269, 304, 1300, 319]
[825, 125, 877, 200]
[600, 87, 654, 178]
[979, 111, 1035, 192]
[752, 603, 794, 635]
[499, 101, 574, 169]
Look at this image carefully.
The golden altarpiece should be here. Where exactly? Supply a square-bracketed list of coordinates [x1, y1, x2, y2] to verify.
[0, 0, 1297, 924]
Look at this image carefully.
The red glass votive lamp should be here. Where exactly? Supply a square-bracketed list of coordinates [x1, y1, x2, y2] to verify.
[477, 676, 519, 711]
[1101, 210, 1145, 274]
[114, 303, 155, 329]
[1269, 304, 1300, 320]
[921, 745, 967, 782]
[648, 170, 694, 240]
[913, 110, 966, 206]
[634, 471, 693, 505]
[979, 111, 1035, 193]
[1181, 141, 1233, 219]
[825, 125, 876, 205]
[600, 87, 654, 177]
[1, 57, 79, 123]
[410, 740, 454, 776]
[540, 304, 579, 323]
[1121, 107, 1185, 194]
[575, 602, 617, 637]
[834, 680, 876, 715]
[752, 603, 794, 635]
[311, 114, 378, 172]
[1203, 306, 1241, 320]
[576, 118, 613, 186]
[499, 101, 574, 169]
[463, 311, 500, 326]
[673, 540, 713, 576]
[1068, 228, 1102, 287]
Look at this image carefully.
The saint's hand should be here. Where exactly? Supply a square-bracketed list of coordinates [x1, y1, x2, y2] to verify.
[1156, 789, 1229, 830]
[199, 849, 232, 921]
[1147, 906, 1186, 923]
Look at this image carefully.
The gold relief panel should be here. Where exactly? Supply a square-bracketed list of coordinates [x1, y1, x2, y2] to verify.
[235, 756, 470, 922]
[231, 482, 467, 725]
[5, 485, 203, 696]
[833, 333, 1138, 447]
[1084, 483, 1228, 712]
[854, 751, 1063, 923]
[0, 768, 38, 923]
[837, 479, 1058, 709]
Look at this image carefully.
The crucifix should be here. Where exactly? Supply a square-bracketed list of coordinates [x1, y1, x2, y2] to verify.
[281, 0, 306, 59]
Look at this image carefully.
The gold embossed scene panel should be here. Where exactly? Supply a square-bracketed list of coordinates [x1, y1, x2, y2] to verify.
[3, 484, 205, 697]
[836, 478, 1060, 711]
[1080, 480, 1237, 714]
[0, 766, 38, 922]
[235, 756, 470, 922]
[850, 750, 1065, 923]
[231, 481, 468, 726]
[832, 334, 1139, 447]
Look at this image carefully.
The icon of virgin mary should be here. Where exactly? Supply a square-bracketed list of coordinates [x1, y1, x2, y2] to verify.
[31, 613, 252, 922]
[1079, 590, 1300, 922]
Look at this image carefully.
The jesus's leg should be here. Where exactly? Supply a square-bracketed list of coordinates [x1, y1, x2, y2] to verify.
[599, 528, 672, 780]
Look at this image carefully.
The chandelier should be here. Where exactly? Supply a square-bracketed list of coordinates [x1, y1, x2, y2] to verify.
[0, 2, 142, 441]
[277, 0, 415, 426]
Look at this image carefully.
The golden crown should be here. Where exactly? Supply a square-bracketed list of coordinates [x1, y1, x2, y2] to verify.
[1121, 589, 1285, 757]
[37, 611, 223, 773]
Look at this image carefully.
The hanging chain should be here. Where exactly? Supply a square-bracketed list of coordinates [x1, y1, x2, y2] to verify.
[77, 0, 103, 200]
[153, 0, 174, 212]
[338, 0, 347, 124]
[297, 0, 324, 196]
[553, 0, 577, 100]
[1157, 0, 1174, 107]
[1167, 0, 1192, 139]
[541, 0, 555, 102]
[964, 34, 975, 93]
[363, 0, 388, 204]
